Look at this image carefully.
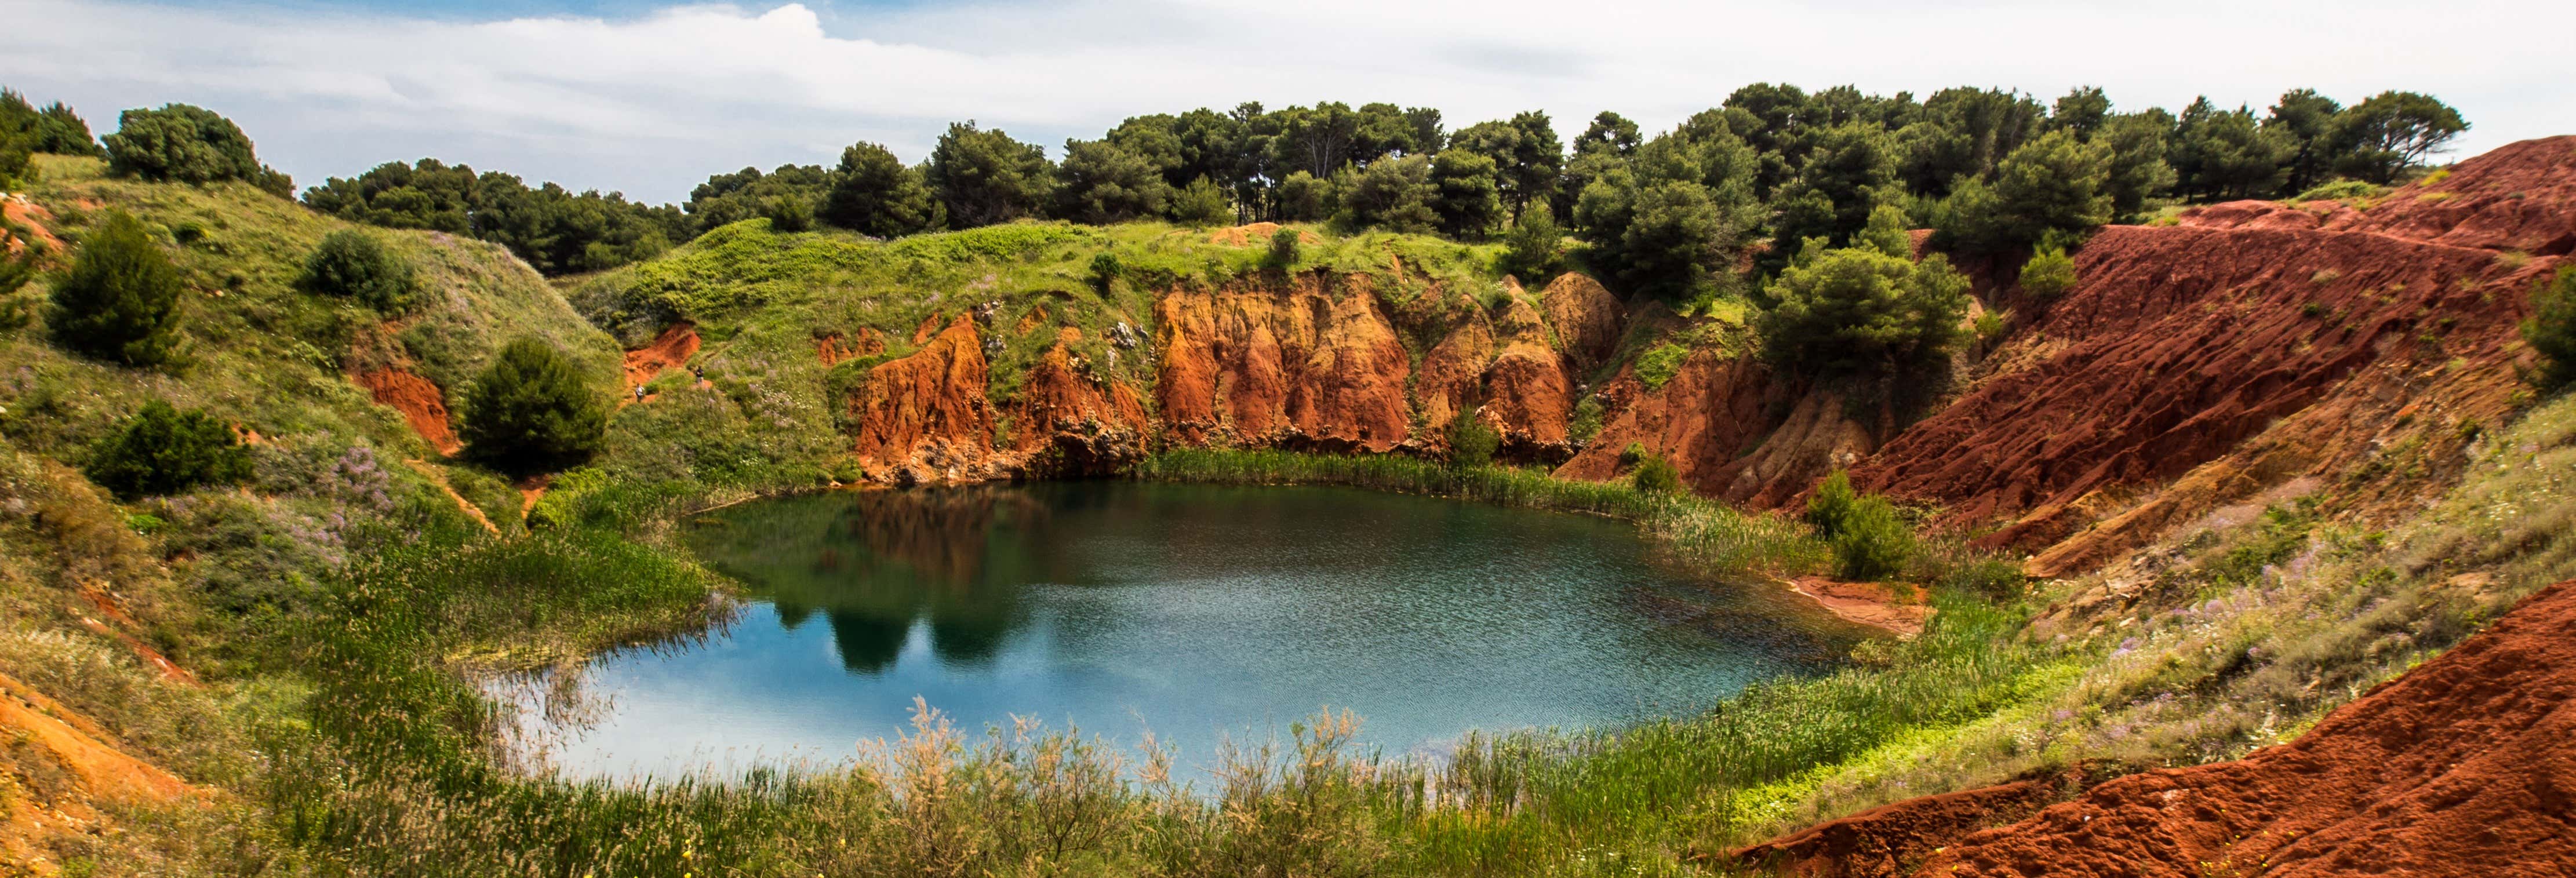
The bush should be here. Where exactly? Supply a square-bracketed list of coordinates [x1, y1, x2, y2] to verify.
[83, 400, 252, 500]
[1631, 449, 1682, 494]
[459, 338, 609, 475]
[300, 229, 418, 312]
[101, 103, 268, 185]
[2018, 246, 2077, 298]
[1828, 494, 1914, 581]
[49, 210, 183, 366]
[1498, 206, 1563, 283]
[1804, 469, 1860, 537]
[1088, 252, 1123, 293]
[2524, 267, 2576, 391]
[1445, 408, 1499, 469]
[1267, 227, 1301, 269]
[762, 195, 813, 233]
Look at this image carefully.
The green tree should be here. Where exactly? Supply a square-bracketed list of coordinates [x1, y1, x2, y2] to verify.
[1759, 245, 1970, 378]
[1169, 176, 1234, 227]
[1937, 130, 2112, 253]
[1272, 170, 1333, 222]
[1804, 469, 1861, 537]
[50, 210, 182, 366]
[2098, 110, 2179, 218]
[685, 163, 834, 234]
[2333, 91, 2469, 185]
[1053, 139, 1173, 224]
[1768, 122, 1901, 257]
[1449, 111, 1564, 221]
[2049, 86, 2112, 139]
[1336, 155, 1436, 234]
[1445, 409, 1499, 470]
[820, 143, 940, 237]
[1428, 150, 1503, 239]
[300, 229, 419, 312]
[926, 122, 1054, 228]
[83, 400, 253, 500]
[101, 104, 268, 185]
[2523, 267, 2576, 391]
[459, 338, 608, 475]
[1828, 494, 1914, 581]
[2171, 98, 2292, 200]
[2264, 89, 2345, 194]
[1498, 206, 1564, 283]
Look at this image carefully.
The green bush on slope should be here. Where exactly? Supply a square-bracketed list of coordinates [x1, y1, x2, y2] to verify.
[82, 399, 252, 499]
[49, 209, 184, 366]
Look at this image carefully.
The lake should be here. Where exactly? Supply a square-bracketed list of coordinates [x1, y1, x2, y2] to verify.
[499, 482, 1864, 781]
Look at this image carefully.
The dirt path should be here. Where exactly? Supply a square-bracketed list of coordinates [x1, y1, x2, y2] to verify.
[404, 459, 500, 535]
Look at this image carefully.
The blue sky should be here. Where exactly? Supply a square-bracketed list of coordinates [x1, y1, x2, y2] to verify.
[7, 0, 2571, 205]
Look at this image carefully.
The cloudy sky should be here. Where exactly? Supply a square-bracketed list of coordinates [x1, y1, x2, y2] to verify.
[5, 0, 2569, 205]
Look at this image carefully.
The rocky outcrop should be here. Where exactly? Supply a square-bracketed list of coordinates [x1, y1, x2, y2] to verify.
[622, 322, 699, 389]
[1153, 276, 1413, 452]
[1555, 352, 1779, 493]
[1480, 299, 1573, 457]
[1414, 305, 1494, 438]
[1538, 272, 1624, 372]
[1013, 330, 1152, 476]
[848, 315, 1013, 484]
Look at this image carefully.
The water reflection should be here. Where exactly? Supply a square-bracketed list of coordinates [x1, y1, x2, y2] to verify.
[691, 488, 1057, 672]
[522, 483, 1873, 782]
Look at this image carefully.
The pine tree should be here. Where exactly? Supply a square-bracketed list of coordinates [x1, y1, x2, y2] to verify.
[84, 400, 252, 500]
[50, 210, 183, 366]
[460, 338, 608, 474]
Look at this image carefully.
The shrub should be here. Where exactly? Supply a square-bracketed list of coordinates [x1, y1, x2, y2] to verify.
[1634, 342, 1689, 389]
[101, 103, 268, 185]
[762, 195, 813, 233]
[1445, 408, 1499, 469]
[1498, 206, 1563, 283]
[1087, 252, 1123, 293]
[1758, 246, 1970, 378]
[83, 400, 252, 500]
[1804, 469, 1860, 537]
[459, 338, 609, 475]
[2018, 246, 2077, 298]
[49, 210, 183, 366]
[299, 229, 417, 312]
[1631, 449, 1682, 494]
[1267, 227, 1301, 269]
[1828, 494, 1914, 581]
[2524, 266, 2576, 391]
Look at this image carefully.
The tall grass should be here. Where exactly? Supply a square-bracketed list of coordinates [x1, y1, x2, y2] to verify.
[1140, 448, 1831, 579]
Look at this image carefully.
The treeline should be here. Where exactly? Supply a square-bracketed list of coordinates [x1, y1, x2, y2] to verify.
[5, 84, 2470, 287]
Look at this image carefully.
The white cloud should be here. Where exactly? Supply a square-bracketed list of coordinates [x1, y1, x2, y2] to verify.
[3, 0, 2568, 203]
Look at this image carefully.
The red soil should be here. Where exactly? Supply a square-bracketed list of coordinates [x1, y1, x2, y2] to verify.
[1784, 576, 1931, 639]
[1537, 272, 1625, 371]
[1480, 299, 1574, 456]
[1012, 330, 1152, 476]
[622, 322, 700, 389]
[816, 328, 886, 367]
[1725, 773, 2073, 877]
[2329, 134, 2576, 253]
[1415, 305, 1494, 438]
[1153, 275, 1415, 452]
[354, 368, 461, 456]
[847, 315, 1007, 484]
[1914, 579, 2576, 877]
[2, 196, 65, 257]
[1206, 222, 1321, 247]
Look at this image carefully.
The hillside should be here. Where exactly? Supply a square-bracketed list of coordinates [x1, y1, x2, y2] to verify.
[0, 130, 2572, 876]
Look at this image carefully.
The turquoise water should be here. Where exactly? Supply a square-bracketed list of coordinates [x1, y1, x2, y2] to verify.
[507, 483, 1861, 780]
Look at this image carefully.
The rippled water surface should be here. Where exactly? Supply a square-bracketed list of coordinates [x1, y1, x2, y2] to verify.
[510, 483, 1862, 779]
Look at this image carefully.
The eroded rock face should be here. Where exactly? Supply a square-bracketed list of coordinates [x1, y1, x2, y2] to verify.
[1481, 299, 1573, 457]
[2326, 134, 2576, 253]
[849, 315, 1012, 484]
[1539, 272, 1625, 372]
[1153, 276, 1413, 452]
[1013, 331, 1152, 476]
[1555, 352, 1782, 494]
[1415, 305, 1495, 439]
